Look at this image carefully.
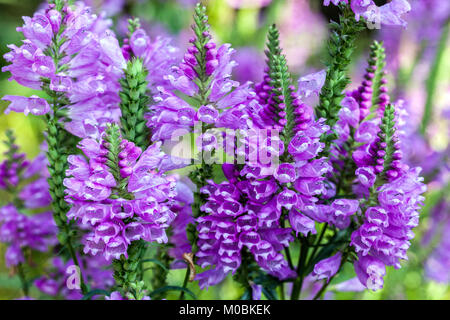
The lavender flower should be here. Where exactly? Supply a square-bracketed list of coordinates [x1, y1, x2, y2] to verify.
[64, 125, 176, 261]
[195, 167, 296, 289]
[34, 254, 114, 299]
[147, 4, 257, 145]
[312, 252, 342, 282]
[123, 21, 180, 94]
[0, 205, 57, 267]
[2, 1, 125, 139]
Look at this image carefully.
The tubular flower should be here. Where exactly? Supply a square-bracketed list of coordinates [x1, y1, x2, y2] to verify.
[64, 125, 177, 261]
[147, 4, 259, 147]
[122, 20, 180, 94]
[0, 205, 57, 268]
[2, 1, 125, 139]
[195, 166, 296, 289]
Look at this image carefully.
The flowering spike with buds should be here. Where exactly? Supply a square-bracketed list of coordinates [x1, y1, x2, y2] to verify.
[374, 103, 406, 182]
[119, 59, 151, 150]
[316, 5, 364, 152]
[348, 41, 389, 121]
[256, 24, 312, 157]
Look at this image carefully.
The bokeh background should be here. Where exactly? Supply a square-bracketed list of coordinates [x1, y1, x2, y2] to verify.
[0, 0, 448, 299]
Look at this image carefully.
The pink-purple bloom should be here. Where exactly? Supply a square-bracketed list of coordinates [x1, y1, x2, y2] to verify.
[64, 135, 176, 261]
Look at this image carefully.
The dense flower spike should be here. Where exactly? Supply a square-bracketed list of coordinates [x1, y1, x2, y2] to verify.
[147, 3, 256, 145]
[2, 1, 125, 139]
[425, 200, 450, 284]
[0, 205, 57, 268]
[34, 255, 114, 299]
[0, 131, 57, 296]
[347, 41, 389, 120]
[195, 168, 296, 289]
[64, 123, 176, 297]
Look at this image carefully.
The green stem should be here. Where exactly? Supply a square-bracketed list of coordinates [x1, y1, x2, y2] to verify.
[279, 283, 285, 300]
[306, 223, 328, 267]
[290, 238, 308, 300]
[16, 262, 29, 297]
[178, 267, 190, 300]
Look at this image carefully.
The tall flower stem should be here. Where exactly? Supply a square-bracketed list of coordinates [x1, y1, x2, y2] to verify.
[40, 1, 87, 294]
[102, 124, 148, 299]
[178, 267, 190, 300]
[316, 5, 364, 155]
[290, 238, 308, 300]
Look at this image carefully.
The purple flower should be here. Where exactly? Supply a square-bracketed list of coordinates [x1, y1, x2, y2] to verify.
[312, 252, 342, 282]
[147, 10, 259, 152]
[355, 166, 376, 188]
[195, 174, 296, 285]
[297, 69, 327, 98]
[65, 133, 176, 261]
[354, 255, 386, 291]
[2, 95, 50, 116]
[126, 28, 179, 92]
[2, 2, 126, 139]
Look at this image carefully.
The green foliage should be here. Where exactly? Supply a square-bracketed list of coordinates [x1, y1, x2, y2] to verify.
[119, 59, 151, 150]
[112, 240, 147, 298]
[149, 245, 172, 299]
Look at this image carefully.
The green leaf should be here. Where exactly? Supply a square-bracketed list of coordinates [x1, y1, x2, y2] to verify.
[81, 289, 110, 300]
[139, 259, 169, 272]
[149, 286, 197, 300]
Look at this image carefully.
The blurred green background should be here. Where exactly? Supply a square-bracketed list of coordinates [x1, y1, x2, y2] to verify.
[0, 0, 448, 299]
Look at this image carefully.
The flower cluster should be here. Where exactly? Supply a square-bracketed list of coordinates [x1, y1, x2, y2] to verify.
[64, 125, 176, 261]
[195, 165, 296, 289]
[1, 142, 52, 211]
[0, 205, 57, 267]
[351, 167, 426, 289]
[2, 1, 125, 139]
[147, 4, 258, 146]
